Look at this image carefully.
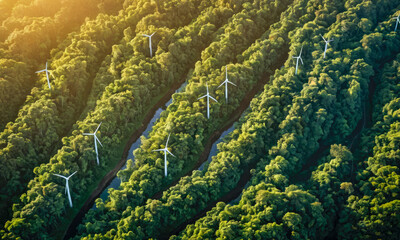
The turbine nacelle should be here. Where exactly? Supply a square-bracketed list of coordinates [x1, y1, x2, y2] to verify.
[320, 34, 334, 59]
[52, 171, 78, 207]
[320, 34, 334, 43]
[218, 66, 237, 103]
[83, 122, 103, 165]
[143, 32, 156, 38]
[143, 32, 156, 57]
[198, 83, 218, 119]
[393, 13, 400, 32]
[35, 61, 54, 89]
[152, 134, 175, 177]
[292, 46, 304, 75]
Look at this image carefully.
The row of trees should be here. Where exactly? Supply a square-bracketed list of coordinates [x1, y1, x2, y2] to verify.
[76, 2, 290, 236]
[173, 2, 400, 239]
[0, 0, 229, 238]
[2, 0, 400, 239]
[0, 0, 154, 225]
[337, 52, 400, 238]
[178, 144, 353, 239]
[0, 0, 122, 130]
[73, 0, 335, 238]
[76, 0, 295, 236]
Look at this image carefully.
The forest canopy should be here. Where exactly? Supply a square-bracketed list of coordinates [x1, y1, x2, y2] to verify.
[0, 0, 399, 239]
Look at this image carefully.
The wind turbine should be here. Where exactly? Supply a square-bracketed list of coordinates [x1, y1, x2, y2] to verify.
[35, 62, 54, 89]
[320, 34, 333, 59]
[393, 13, 400, 32]
[52, 171, 78, 207]
[83, 122, 103, 165]
[292, 46, 303, 75]
[143, 32, 156, 57]
[218, 66, 237, 103]
[198, 83, 218, 119]
[153, 133, 175, 177]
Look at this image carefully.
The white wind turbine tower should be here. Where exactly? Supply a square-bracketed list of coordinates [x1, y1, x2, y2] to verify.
[143, 32, 156, 57]
[320, 34, 333, 59]
[83, 122, 103, 165]
[292, 46, 303, 75]
[198, 83, 218, 119]
[218, 66, 237, 103]
[52, 171, 78, 207]
[153, 133, 175, 177]
[393, 13, 400, 32]
[35, 62, 54, 89]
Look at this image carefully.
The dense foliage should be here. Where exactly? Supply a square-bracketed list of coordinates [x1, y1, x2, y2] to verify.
[0, 0, 122, 130]
[1, 0, 227, 238]
[338, 53, 400, 239]
[0, 0, 140, 223]
[173, 2, 400, 239]
[178, 144, 353, 239]
[74, 0, 295, 238]
[0, 0, 399, 239]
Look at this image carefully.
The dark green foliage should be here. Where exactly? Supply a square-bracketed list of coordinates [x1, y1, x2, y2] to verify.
[338, 53, 400, 240]
[1, 0, 224, 238]
[178, 144, 352, 239]
[76, 0, 351, 238]
[0, 1, 137, 224]
[74, 0, 296, 238]
[1, 0, 400, 239]
[173, 1, 400, 239]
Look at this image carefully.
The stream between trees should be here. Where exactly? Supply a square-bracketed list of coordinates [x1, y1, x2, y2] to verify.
[62, 79, 187, 239]
[64, 49, 289, 240]
[162, 56, 396, 239]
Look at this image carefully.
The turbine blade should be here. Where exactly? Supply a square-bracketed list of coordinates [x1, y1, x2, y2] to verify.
[94, 138, 98, 162]
[167, 149, 175, 157]
[82, 133, 93, 136]
[299, 46, 303, 56]
[53, 173, 67, 179]
[209, 96, 218, 102]
[153, 149, 164, 152]
[150, 32, 156, 37]
[198, 95, 207, 100]
[300, 57, 304, 65]
[68, 171, 78, 178]
[46, 71, 51, 89]
[225, 66, 228, 80]
[227, 80, 237, 86]
[96, 136, 103, 147]
[45, 62, 48, 70]
[217, 81, 225, 89]
[95, 122, 102, 134]
[143, 34, 150, 37]
[320, 34, 326, 42]
[35, 70, 45, 73]
[166, 133, 171, 147]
